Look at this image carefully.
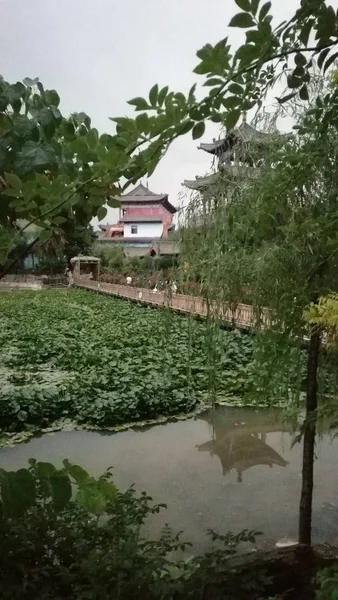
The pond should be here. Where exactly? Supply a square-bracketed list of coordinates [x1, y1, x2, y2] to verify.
[1, 406, 338, 552]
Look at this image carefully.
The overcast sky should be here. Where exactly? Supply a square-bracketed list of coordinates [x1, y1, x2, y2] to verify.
[1, 0, 297, 224]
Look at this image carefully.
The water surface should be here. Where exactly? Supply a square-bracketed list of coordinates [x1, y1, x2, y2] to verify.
[1, 406, 338, 551]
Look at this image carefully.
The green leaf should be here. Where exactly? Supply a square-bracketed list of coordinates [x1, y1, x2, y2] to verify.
[98, 479, 117, 501]
[225, 109, 241, 130]
[4, 189, 22, 198]
[287, 73, 302, 90]
[135, 113, 149, 133]
[87, 128, 98, 149]
[111, 117, 136, 133]
[317, 47, 331, 70]
[299, 84, 309, 101]
[63, 460, 89, 484]
[14, 141, 57, 174]
[13, 469, 36, 515]
[258, 1, 271, 21]
[277, 91, 297, 104]
[236, 43, 260, 64]
[177, 120, 194, 137]
[47, 89, 60, 107]
[251, 0, 260, 15]
[127, 97, 150, 110]
[295, 53, 307, 67]
[222, 96, 241, 109]
[107, 196, 120, 208]
[50, 107, 62, 123]
[235, 0, 251, 10]
[36, 173, 50, 187]
[158, 86, 169, 106]
[149, 84, 159, 107]
[204, 78, 224, 86]
[37, 107, 54, 127]
[188, 84, 197, 103]
[0, 469, 36, 518]
[37, 81, 44, 95]
[23, 77, 39, 87]
[35, 462, 57, 479]
[299, 20, 313, 46]
[17, 410, 28, 421]
[76, 482, 107, 515]
[229, 12, 255, 28]
[97, 206, 107, 221]
[324, 51, 338, 73]
[50, 471, 72, 511]
[228, 83, 244, 95]
[53, 216, 67, 225]
[192, 121, 205, 140]
[5, 172, 22, 190]
[14, 118, 39, 141]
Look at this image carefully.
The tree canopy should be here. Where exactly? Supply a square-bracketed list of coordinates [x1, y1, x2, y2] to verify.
[118, 0, 338, 165]
[2, 1, 338, 273]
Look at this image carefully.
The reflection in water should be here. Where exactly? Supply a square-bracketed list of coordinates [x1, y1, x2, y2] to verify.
[197, 408, 289, 482]
[1, 406, 338, 550]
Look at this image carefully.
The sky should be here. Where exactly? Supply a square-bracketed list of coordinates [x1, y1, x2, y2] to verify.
[1, 0, 297, 225]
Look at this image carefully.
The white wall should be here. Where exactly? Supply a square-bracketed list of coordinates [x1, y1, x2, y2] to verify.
[123, 222, 163, 238]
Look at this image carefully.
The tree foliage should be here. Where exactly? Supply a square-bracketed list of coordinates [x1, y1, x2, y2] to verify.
[0, 75, 169, 269]
[116, 1, 338, 176]
[0, 459, 265, 600]
[305, 294, 338, 347]
[2, 3, 338, 269]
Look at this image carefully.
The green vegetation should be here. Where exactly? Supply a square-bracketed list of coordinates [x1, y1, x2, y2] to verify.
[0, 288, 296, 436]
[3, 0, 338, 597]
[0, 459, 268, 600]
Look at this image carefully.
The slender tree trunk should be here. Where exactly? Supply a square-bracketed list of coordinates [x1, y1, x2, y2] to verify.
[0, 237, 39, 281]
[298, 328, 321, 546]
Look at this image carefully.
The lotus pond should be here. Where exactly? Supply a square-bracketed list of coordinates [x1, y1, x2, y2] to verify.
[1, 290, 338, 550]
[0, 288, 292, 437]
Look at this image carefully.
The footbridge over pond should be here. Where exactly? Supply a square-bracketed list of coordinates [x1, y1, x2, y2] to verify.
[74, 278, 261, 331]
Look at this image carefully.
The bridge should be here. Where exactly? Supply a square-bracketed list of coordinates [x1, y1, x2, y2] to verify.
[74, 278, 264, 330]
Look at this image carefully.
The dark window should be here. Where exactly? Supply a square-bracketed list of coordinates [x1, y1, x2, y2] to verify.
[131, 225, 138, 234]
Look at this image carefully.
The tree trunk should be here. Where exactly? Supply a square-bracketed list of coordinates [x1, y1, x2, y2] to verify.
[298, 329, 321, 546]
[0, 237, 39, 281]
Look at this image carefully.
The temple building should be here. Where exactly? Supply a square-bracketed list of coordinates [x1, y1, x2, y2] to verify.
[97, 183, 177, 252]
[183, 116, 278, 193]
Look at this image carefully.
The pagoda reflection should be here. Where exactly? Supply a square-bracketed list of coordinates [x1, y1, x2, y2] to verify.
[197, 407, 289, 482]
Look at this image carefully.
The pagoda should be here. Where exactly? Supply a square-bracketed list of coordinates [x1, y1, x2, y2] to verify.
[183, 116, 278, 192]
[98, 183, 177, 250]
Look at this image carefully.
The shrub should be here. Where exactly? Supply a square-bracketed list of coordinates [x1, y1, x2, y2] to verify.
[0, 460, 264, 600]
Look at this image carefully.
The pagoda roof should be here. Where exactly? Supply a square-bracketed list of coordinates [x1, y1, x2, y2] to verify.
[183, 173, 219, 191]
[114, 183, 177, 214]
[197, 433, 288, 479]
[199, 121, 278, 155]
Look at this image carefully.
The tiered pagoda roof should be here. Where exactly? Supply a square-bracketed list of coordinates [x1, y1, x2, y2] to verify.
[114, 183, 177, 214]
[183, 118, 278, 191]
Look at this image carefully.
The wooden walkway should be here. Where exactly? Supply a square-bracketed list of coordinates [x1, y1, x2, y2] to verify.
[75, 278, 261, 330]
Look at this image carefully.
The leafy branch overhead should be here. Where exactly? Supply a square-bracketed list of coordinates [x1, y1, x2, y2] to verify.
[0, 77, 155, 268]
[122, 0, 338, 164]
[2, 1, 338, 268]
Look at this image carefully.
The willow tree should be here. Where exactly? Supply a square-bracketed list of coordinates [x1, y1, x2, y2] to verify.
[178, 102, 338, 545]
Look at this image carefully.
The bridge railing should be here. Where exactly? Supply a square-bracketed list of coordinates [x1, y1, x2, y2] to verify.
[74, 278, 269, 330]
